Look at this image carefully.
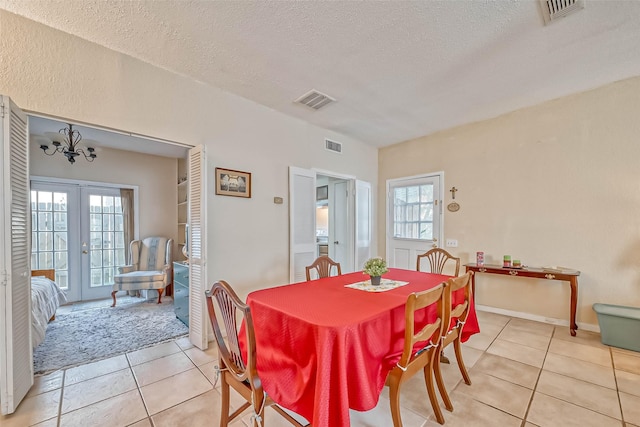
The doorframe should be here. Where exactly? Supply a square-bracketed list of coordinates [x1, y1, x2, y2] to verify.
[385, 171, 445, 266]
[313, 168, 356, 272]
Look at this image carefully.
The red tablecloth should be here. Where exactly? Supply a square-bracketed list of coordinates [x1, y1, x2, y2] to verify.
[243, 268, 480, 427]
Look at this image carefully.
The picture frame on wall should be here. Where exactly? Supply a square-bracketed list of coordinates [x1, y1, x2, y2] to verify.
[215, 167, 252, 198]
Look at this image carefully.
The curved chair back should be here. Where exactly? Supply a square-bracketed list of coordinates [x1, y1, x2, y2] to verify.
[388, 283, 447, 425]
[416, 248, 460, 276]
[433, 271, 474, 415]
[305, 256, 342, 281]
[205, 281, 307, 427]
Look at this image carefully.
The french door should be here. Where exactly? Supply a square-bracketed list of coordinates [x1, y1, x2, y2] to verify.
[30, 181, 126, 302]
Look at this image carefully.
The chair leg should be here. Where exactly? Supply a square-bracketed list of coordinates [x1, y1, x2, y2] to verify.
[388, 375, 403, 427]
[433, 348, 453, 412]
[111, 291, 117, 307]
[220, 376, 230, 427]
[157, 288, 164, 304]
[453, 339, 472, 385]
[427, 351, 447, 423]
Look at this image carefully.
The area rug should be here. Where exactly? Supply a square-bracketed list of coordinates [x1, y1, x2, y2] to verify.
[33, 298, 188, 375]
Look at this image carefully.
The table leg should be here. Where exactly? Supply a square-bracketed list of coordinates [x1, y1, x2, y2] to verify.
[569, 278, 578, 336]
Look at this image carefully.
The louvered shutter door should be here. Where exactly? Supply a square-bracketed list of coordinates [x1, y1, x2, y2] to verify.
[0, 95, 32, 415]
[188, 145, 208, 350]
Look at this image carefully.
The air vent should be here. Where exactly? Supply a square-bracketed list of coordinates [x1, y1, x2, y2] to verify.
[295, 90, 335, 110]
[540, 0, 584, 25]
[325, 139, 342, 154]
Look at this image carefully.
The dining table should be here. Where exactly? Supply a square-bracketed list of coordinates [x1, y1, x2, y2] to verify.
[241, 268, 480, 427]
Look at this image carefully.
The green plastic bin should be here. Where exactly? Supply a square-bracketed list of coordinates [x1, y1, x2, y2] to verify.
[592, 303, 640, 352]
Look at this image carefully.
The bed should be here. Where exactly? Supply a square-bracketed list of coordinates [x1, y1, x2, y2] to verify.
[31, 269, 67, 348]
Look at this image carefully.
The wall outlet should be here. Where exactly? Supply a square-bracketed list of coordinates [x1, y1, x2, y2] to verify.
[446, 239, 458, 247]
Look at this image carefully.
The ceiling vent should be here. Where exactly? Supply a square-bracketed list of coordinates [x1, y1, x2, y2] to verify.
[540, 0, 584, 24]
[295, 90, 335, 110]
[325, 139, 342, 154]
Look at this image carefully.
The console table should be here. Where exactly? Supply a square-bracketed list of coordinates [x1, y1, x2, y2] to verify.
[464, 264, 580, 336]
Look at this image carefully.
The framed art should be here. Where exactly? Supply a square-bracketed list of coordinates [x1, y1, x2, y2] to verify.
[215, 167, 252, 198]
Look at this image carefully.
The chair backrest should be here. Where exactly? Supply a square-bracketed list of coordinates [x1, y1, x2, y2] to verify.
[305, 256, 342, 281]
[416, 248, 460, 276]
[442, 271, 473, 346]
[131, 237, 172, 271]
[397, 283, 446, 369]
[205, 281, 260, 388]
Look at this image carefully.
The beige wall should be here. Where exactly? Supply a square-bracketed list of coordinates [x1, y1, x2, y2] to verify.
[379, 76, 640, 328]
[29, 144, 178, 246]
[1, 11, 378, 299]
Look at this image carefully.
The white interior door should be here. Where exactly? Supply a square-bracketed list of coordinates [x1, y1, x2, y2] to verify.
[386, 174, 443, 269]
[188, 145, 208, 350]
[289, 167, 316, 283]
[330, 179, 353, 272]
[0, 95, 33, 415]
[355, 180, 372, 270]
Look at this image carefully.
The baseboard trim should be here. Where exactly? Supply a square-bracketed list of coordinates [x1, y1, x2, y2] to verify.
[475, 305, 600, 334]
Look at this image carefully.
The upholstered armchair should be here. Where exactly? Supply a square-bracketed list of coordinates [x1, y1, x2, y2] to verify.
[111, 236, 173, 307]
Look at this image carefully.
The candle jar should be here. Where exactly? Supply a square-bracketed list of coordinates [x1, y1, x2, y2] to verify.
[503, 255, 511, 268]
[476, 252, 484, 266]
[513, 259, 522, 268]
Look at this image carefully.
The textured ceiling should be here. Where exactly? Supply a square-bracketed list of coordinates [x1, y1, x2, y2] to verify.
[2, 0, 640, 147]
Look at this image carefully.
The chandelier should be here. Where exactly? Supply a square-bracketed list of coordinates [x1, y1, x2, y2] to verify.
[39, 124, 97, 164]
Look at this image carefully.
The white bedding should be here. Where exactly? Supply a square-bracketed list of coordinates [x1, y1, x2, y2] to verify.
[31, 276, 67, 348]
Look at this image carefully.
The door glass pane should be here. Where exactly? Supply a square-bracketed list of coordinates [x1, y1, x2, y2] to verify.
[391, 183, 435, 240]
[53, 192, 67, 211]
[54, 212, 67, 231]
[87, 193, 125, 288]
[54, 232, 67, 250]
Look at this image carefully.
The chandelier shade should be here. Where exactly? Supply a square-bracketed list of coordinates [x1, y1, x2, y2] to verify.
[40, 124, 97, 164]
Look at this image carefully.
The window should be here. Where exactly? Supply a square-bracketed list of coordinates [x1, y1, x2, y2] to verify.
[392, 183, 435, 240]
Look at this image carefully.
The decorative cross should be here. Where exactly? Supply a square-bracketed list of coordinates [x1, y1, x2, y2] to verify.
[450, 187, 458, 199]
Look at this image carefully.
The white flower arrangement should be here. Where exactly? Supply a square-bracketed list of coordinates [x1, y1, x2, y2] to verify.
[363, 257, 388, 277]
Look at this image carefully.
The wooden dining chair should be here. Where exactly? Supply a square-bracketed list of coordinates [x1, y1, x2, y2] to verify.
[387, 283, 447, 426]
[433, 271, 474, 414]
[205, 281, 307, 427]
[305, 255, 342, 281]
[416, 248, 461, 277]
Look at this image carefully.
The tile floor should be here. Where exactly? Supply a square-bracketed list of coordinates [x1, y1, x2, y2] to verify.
[1, 310, 639, 427]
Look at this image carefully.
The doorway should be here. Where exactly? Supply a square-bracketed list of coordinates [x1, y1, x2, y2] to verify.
[315, 174, 353, 272]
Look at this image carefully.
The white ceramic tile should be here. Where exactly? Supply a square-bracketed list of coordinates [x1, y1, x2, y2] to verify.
[616, 369, 640, 397]
[126, 341, 181, 366]
[184, 345, 218, 366]
[430, 391, 522, 427]
[174, 336, 194, 350]
[613, 350, 640, 375]
[139, 368, 213, 415]
[199, 361, 222, 388]
[453, 371, 532, 418]
[59, 389, 147, 427]
[505, 318, 554, 338]
[486, 338, 546, 368]
[527, 392, 620, 427]
[535, 370, 620, 420]
[620, 391, 640, 426]
[472, 353, 540, 389]
[553, 326, 608, 349]
[127, 419, 152, 427]
[30, 418, 58, 427]
[132, 352, 195, 387]
[548, 338, 612, 367]
[62, 368, 137, 414]
[543, 352, 616, 389]
[0, 388, 60, 427]
[498, 326, 552, 351]
[27, 370, 63, 397]
[64, 354, 129, 386]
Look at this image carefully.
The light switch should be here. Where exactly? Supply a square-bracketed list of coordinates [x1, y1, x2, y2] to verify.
[446, 239, 458, 247]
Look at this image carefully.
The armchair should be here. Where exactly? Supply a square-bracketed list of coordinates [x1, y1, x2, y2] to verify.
[111, 236, 173, 307]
